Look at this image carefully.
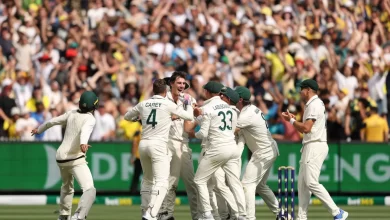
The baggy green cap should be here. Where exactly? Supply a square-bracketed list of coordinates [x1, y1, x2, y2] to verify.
[79, 91, 99, 112]
[203, 81, 224, 93]
[221, 87, 240, 104]
[299, 79, 319, 91]
[235, 86, 251, 101]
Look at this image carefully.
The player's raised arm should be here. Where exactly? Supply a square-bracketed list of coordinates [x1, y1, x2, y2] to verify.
[32, 111, 70, 136]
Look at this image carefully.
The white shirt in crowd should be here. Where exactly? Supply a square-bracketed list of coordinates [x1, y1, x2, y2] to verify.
[13, 82, 33, 109]
[13, 43, 34, 72]
[149, 42, 174, 58]
[88, 7, 107, 29]
[91, 110, 116, 141]
[334, 71, 358, 99]
[368, 72, 388, 101]
[42, 113, 63, 141]
[334, 95, 350, 123]
[42, 83, 62, 109]
[16, 117, 39, 141]
[171, 13, 187, 27]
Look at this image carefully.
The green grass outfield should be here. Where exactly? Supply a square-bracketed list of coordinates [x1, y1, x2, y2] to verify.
[0, 205, 388, 220]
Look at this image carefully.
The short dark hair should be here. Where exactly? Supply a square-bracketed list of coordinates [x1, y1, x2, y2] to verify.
[153, 79, 167, 94]
[170, 71, 187, 83]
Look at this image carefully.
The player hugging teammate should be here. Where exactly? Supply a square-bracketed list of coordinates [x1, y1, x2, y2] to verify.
[122, 71, 288, 220]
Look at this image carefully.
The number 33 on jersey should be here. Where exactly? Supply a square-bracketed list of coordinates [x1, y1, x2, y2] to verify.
[195, 98, 236, 146]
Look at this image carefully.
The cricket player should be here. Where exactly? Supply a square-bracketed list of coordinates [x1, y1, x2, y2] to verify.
[124, 79, 194, 220]
[31, 91, 99, 220]
[158, 72, 198, 220]
[211, 87, 246, 219]
[193, 82, 246, 220]
[234, 86, 280, 220]
[281, 79, 348, 220]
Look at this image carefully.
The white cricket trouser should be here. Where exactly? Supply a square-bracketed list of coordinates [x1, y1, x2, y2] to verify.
[199, 147, 221, 220]
[194, 144, 245, 215]
[160, 139, 198, 219]
[242, 146, 279, 220]
[58, 163, 94, 216]
[213, 168, 233, 219]
[139, 140, 170, 218]
[298, 142, 339, 220]
[210, 146, 246, 218]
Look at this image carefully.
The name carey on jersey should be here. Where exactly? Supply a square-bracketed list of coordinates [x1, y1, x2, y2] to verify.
[145, 102, 162, 108]
[212, 104, 230, 110]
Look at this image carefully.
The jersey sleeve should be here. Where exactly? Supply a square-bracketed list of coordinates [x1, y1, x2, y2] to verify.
[236, 130, 246, 148]
[237, 110, 252, 129]
[305, 103, 320, 121]
[124, 102, 142, 121]
[195, 114, 210, 139]
[80, 116, 96, 145]
[37, 111, 70, 134]
[170, 102, 194, 121]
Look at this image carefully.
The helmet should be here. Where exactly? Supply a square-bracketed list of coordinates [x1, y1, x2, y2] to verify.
[79, 91, 99, 112]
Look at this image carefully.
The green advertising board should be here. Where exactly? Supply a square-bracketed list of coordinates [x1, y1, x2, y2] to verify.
[0, 142, 389, 193]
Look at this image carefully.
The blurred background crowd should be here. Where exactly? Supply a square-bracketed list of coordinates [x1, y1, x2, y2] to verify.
[0, 0, 389, 143]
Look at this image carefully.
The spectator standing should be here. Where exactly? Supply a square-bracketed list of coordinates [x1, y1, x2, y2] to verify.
[0, 85, 16, 137]
[42, 108, 63, 141]
[130, 123, 142, 194]
[7, 107, 21, 139]
[30, 101, 47, 140]
[13, 27, 34, 72]
[360, 101, 389, 142]
[91, 102, 115, 141]
[15, 108, 38, 141]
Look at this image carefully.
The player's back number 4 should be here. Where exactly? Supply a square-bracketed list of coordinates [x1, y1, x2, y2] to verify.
[147, 109, 158, 129]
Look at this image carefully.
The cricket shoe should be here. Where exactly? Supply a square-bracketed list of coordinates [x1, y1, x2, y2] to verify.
[158, 211, 175, 220]
[57, 215, 70, 220]
[199, 213, 215, 220]
[334, 209, 348, 220]
[70, 212, 86, 220]
[237, 216, 246, 220]
[198, 212, 214, 220]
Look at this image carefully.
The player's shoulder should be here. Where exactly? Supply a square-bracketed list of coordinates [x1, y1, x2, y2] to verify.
[241, 104, 257, 114]
[71, 110, 96, 122]
[66, 109, 80, 117]
[68, 109, 79, 114]
[230, 105, 240, 114]
[307, 97, 324, 109]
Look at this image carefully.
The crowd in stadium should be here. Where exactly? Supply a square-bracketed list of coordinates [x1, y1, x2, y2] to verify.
[0, 0, 389, 143]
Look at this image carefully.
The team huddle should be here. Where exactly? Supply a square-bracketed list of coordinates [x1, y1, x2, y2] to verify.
[122, 71, 281, 220]
[31, 71, 349, 220]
